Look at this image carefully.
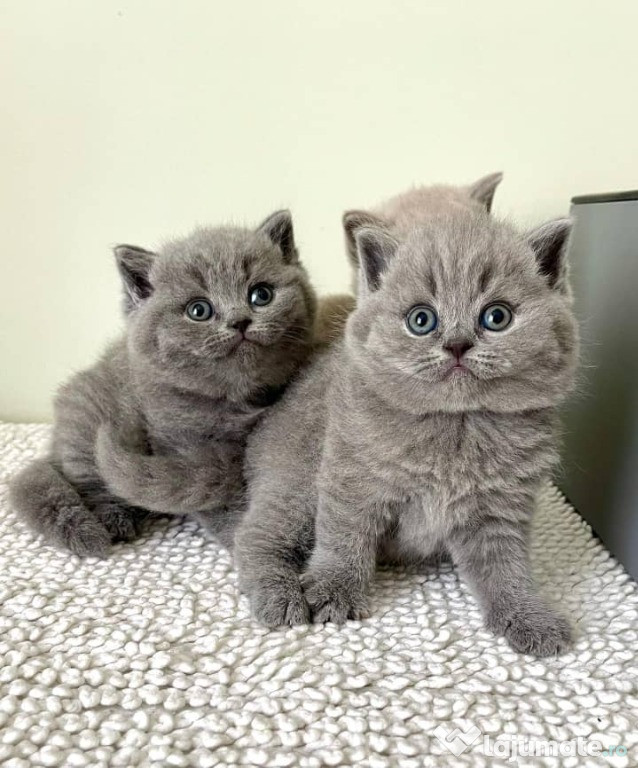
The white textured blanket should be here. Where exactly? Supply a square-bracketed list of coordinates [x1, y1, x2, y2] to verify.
[0, 423, 637, 768]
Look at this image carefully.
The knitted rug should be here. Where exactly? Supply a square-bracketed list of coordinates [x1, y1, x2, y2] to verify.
[0, 422, 636, 768]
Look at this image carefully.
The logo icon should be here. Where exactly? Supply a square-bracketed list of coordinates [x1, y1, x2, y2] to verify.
[434, 723, 482, 756]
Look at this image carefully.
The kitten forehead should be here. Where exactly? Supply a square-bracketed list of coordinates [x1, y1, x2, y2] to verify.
[161, 226, 272, 266]
[388, 210, 539, 300]
[151, 227, 277, 291]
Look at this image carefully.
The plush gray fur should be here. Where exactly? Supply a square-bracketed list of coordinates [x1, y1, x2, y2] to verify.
[10, 211, 316, 556]
[342, 172, 503, 282]
[235, 207, 579, 657]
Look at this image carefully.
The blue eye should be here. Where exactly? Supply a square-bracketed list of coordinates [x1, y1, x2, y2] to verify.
[249, 283, 274, 307]
[481, 303, 513, 331]
[186, 298, 214, 321]
[406, 305, 438, 335]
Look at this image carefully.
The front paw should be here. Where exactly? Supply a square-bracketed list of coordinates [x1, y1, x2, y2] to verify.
[487, 602, 572, 657]
[94, 504, 147, 543]
[247, 573, 310, 628]
[301, 570, 370, 624]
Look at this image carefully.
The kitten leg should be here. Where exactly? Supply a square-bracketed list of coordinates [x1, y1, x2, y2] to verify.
[301, 494, 377, 624]
[449, 507, 571, 657]
[235, 499, 313, 627]
[9, 458, 111, 557]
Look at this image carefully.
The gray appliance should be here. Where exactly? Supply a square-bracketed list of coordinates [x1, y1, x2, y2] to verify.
[560, 190, 638, 581]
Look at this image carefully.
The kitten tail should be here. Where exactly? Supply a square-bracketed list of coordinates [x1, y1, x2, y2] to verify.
[9, 459, 111, 558]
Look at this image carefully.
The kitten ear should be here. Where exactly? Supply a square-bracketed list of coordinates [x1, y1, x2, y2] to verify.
[527, 218, 573, 291]
[467, 171, 503, 212]
[342, 210, 386, 268]
[257, 209, 297, 263]
[113, 244, 156, 313]
[355, 227, 399, 293]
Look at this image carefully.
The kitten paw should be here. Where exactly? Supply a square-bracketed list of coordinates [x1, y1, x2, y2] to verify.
[65, 518, 111, 558]
[247, 574, 310, 627]
[488, 603, 572, 657]
[94, 504, 145, 543]
[301, 571, 370, 624]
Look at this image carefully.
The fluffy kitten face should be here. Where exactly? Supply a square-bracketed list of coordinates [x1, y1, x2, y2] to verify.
[116, 211, 316, 398]
[346, 211, 579, 414]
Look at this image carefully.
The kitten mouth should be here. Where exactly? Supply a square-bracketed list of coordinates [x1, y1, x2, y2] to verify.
[226, 337, 255, 355]
[225, 333, 268, 357]
[444, 363, 475, 380]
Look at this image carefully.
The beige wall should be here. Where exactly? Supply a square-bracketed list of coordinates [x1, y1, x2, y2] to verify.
[1, 0, 636, 421]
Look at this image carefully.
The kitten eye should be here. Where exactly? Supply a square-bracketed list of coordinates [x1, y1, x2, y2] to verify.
[481, 303, 513, 331]
[406, 305, 438, 336]
[185, 298, 214, 322]
[249, 283, 274, 307]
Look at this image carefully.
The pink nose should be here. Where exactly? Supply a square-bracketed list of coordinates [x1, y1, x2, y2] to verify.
[444, 339, 474, 360]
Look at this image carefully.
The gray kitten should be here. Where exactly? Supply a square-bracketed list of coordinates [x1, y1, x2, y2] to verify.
[10, 211, 316, 556]
[236, 208, 579, 657]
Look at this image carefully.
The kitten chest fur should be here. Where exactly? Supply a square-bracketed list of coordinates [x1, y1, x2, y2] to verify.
[324, 368, 558, 560]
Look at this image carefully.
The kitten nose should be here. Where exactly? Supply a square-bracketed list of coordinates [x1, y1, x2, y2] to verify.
[444, 338, 474, 360]
[229, 318, 252, 334]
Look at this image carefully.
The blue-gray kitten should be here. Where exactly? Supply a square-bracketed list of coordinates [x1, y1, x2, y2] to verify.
[10, 211, 316, 556]
[236, 208, 579, 656]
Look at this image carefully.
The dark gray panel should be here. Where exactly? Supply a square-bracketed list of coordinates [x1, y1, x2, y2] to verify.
[560, 198, 638, 580]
